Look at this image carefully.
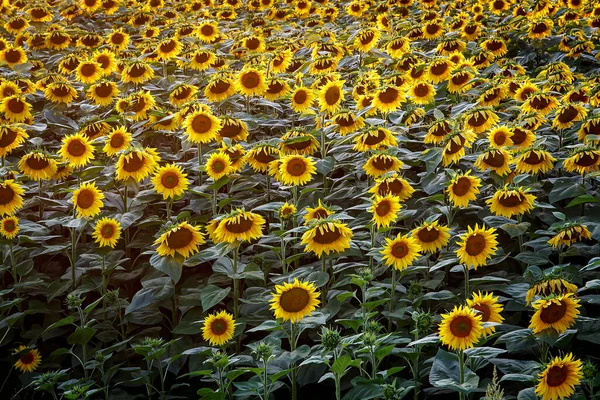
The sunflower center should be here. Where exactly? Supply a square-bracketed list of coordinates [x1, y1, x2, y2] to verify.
[452, 177, 471, 196]
[0, 128, 18, 147]
[530, 96, 550, 110]
[0, 186, 15, 205]
[164, 227, 193, 249]
[512, 128, 526, 145]
[583, 121, 600, 136]
[519, 88, 536, 100]
[212, 160, 226, 173]
[173, 87, 192, 100]
[95, 83, 113, 98]
[279, 287, 310, 313]
[26, 156, 50, 170]
[378, 87, 398, 104]
[324, 86, 341, 105]
[293, 90, 307, 104]
[52, 85, 71, 98]
[451, 73, 470, 86]
[576, 153, 600, 167]
[131, 97, 147, 113]
[50, 33, 69, 45]
[110, 133, 125, 149]
[128, 64, 146, 78]
[160, 40, 177, 53]
[241, 72, 260, 89]
[226, 216, 254, 233]
[532, 23, 548, 34]
[313, 227, 342, 244]
[484, 90, 500, 102]
[287, 159, 307, 176]
[468, 113, 489, 127]
[375, 200, 391, 216]
[540, 302, 567, 324]
[498, 193, 524, 207]
[449, 316, 473, 337]
[100, 224, 115, 238]
[414, 84, 429, 97]
[486, 40, 503, 51]
[372, 156, 394, 170]
[286, 138, 311, 151]
[7, 99, 24, 114]
[465, 234, 486, 256]
[558, 106, 578, 123]
[81, 64, 97, 77]
[417, 227, 439, 243]
[364, 130, 386, 145]
[161, 172, 180, 189]
[4, 49, 22, 64]
[431, 123, 450, 137]
[20, 352, 34, 365]
[430, 63, 448, 76]
[191, 115, 212, 134]
[77, 189, 95, 209]
[201, 25, 215, 37]
[391, 241, 409, 258]
[254, 149, 276, 163]
[360, 31, 375, 45]
[546, 366, 569, 387]
[246, 37, 260, 50]
[1, 87, 16, 97]
[483, 151, 505, 168]
[312, 209, 330, 219]
[378, 179, 404, 196]
[220, 121, 242, 138]
[267, 81, 284, 94]
[211, 80, 230, 94]
[523, 152, 545, 165]
[195, 52, 210, 63]
[123, 153, 145, 172]
[493, 131, 507, 145]
[3, 220, 16, 231]
[9, 19, 25, 30]
[210, 318, 228, 335]
[111, 33, 124, 44]
[472, 304, 490, 322]
[67, 140, 86, 157]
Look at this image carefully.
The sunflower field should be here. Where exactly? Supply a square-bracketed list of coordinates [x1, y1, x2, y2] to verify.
[2, 0, 600, 399]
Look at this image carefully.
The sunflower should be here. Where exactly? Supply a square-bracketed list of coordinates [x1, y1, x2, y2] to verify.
[270, 279, 320, 323]
[72, 181, 104, 218]
[363, 154, 403, 178]
[526, 278, 578, 305]
[529, 18, 554, 40]
[463, 109, 499, 134]
[0, 124, 28, 158]
[103, 126, 131, 156]
[487, 126, 513, 147]
[301, 219, 353, 257]
[205, 152, 233, 181]
[441, 130, 476, 167]
[447, 70, 474, 94]
[169, 84, 197, 107]
[155, 221, 205, 259]
[578, 118, 600, 142]
[1, 95, 32, 123]
[87, 81, 119, 106]
[279, 130, 320, 155]
[13, 346, 42, 374]
[45, 29, 72, 51]
[205, 75, 236, 101]
[515, 149, 556, 175]
[511, 127, 536, 149]
[369, 173, 415, 201]
[529, 293, 581, 335]
[446, 171, 481, 208]
[188, 50, 216, 71]
[276, 154, 316, 186]
[303, 199, 334, 224]
[354, 29, 380, 52]
[129, 91, 155, 121]
[92, 217, 122, 248]
[290, 86, 315, 113]
[353, 127, 397, 152]
[456, 224, 499, 270]
[58, 133, 95, 168]
[426, 59, 453, 83]
[245, 145, 279, 173]
[369, 194, 401, 229]
[474, 148, 513, 176]
[0, 81, 21, 99]
[92, 50, 117, 75]
[548, 223, 592, 249]
[522, 94, 560, 116]
[411, 220, 451, 253]
[197, 21, 220, 43]
[107, 29, 130, 51]
[478, 85, 508, 107]
[235, 68, 267, 97]
[279, 202, 297, 220]
[212, 210, 265, 243]
[466, 291, 504, 337]
[563, 149, 600, 175]
[264, 79, 290, 101]
[121, 61, 154, 84]
[535, 353, 583, 400]
[270, 49, 293, 73]
[216, 117, 248, 142]
[0, 180, 24, 218]
[424, 120, 451, 145]
[487, 186, 536, 218]
[552, 103, 588, 130]
[0, 215, 19, 239]
[18, 152, 57, 181]
[220, 144, 246, 172]
[202, 310, 235, 346]
[4, 17, 30, 35]
[156, 38, 182, 60]
[317, 80, 345, 114]
[372, 85, 405, 113]
[439, 305, 483, 351]
[151, 164, 189, 200]
[243, 35, 266, 52]
[409, 82, 436, 105]
[115, 148, 160, 182]
[75, 60, 104, 84]
[0, 46, 28, 67]
[184, 110, 221, 144]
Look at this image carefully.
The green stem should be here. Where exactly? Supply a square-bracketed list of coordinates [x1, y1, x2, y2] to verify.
[158, 361, 165, 400]
[101, 255, 107, 317]
[212, 189, 217, 215]
[263, 358, 269, 400]
[290, 322, 297, 400]
[171, 292, 178, 329]
[123, 185, 130, 261]
[197, 143, 203, 186]
[71, 225, 77, 291]
[388, 267, 396, 332]
[38, 181, 43, 221]
[280, 220, 287, 274]
[369, 224, 376, 269]
[463, 265, 470, 299]
[321, 256, 328, 306]
[82, 344, 88, 380]
[233, 244, 239, 320]
[167, 198, 173, 219]
[458, 350, 465, 400]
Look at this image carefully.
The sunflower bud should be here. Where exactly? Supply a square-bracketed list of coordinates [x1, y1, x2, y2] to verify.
[362, 332, 377, 347]
[583, 361, 597, 381]
[321, 327, 341, 351]
[211, 351, 230, 368]
[382, 383, 403, 400]
[413, 310, 435, 334]
[408, 281, 423, 299]
[66, 293, 83, 309]
[365, 320, 383, 334]
[255, 342, 273, 361]
[104, 289, 120, 305]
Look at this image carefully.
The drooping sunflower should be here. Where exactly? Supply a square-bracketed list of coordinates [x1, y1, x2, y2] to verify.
[411, 220, 451, 253]
[363, 154, 403, 178]
[156, 38, 182, 60]
[279, 130, 320, 156]
[44, 82, 78, 104]
[439, 305, 483, 351]
[0, 46, 28, 68]
[427, 58, 453, 83]
[372, 85, 405, 113]
[354, 28, 380, 52]
[511, 127, 536, 149]
[330, 111, 365, 136]
[216, 118, 248, 142]
[92, 217, 122, 248]
[270, 49, 293, 73]
[487, 186, 536, 218]
[548, 223, 592, 249]
[552, 103, 588, 130]
[202, 310, 235, 346]
[381, 233, 422, 271]
[279, 202, 297, 220]
[369, 173, 415, 201]
[456, 224, 499, 270]
[58, 133, 95, 168]
[121, 61, 154, 84]
[184, 110, 221, 144]
[205, 75, 236, 101]
[529, 293, 581, 335]
[441, 130, 477, 167]
[212, 210, 266, 243]
[317, 80, 345, 114]
[447, 70, 474, 94]
[245, 145, 279, 173]
[270, 279, 320, 323]
[129, 91, 156, 121]
[115, 148, 160, 182]
[369, 194, 401, 229]
[13, 346, 42, 374]
[563, 148, 600, 175]
[463, 108, 499, 134]
[205, 152, 233, 181]
[478, 85, 508, 107]
[522, 93, 560, 116]
[0, 215, 19, 239]
[529, 18, 554, 40]
[0, 124, 28, 158]
[290, 86, 315, 113]
[155, 221, 205, 259]
[188, 50, 216, 71]
[103, 126, 132, 156]
[515, 149, 556, 175]
[235, 68, 267, 97]
[386, 37, 410, 58]
[301, 219, 353, 257]
[72, 181, 104, 218]
[474, 148, 513, 176]
[220, 144, 246, 172]
[18, 152, 58, 181]
[353, 127, 397, 152]
[526, 278, 578, 305]
[86, 81, 119, 106]
[1, 95, 32, 123]
[278, 154, 317, 186]
[264, 78, 290, 101]
[303, 199, 334, 224]
[424, 120, 451, 145]
[169, 84, 197, 108]
[578, 118, 600, 142]
[535, 353, 583, 400]
[446, 170, 481, 208]
[466, 291, 504, 336]
[151, 164, 189, 199]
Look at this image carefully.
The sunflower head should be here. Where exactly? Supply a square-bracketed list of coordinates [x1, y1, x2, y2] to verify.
[155, 221, 205, 259]
[92, 217, 122, 248]
[301, 219, 353, 257]
[381, 233, 422, 271]
[411, 220, 450, 253]
[270, 278, 320, 323]
[279, 202, 297, 220]
[202, 310, 235, 346]
[439, 305, 484, 351]
[535, 353, 583, 400]
[151, 164, 189, 200]
[0, 215, 19, 239]
[529, 293, 581, 335]
[13, 345, 42, 374]
[456, 224, 499, 270]
[526, 278, 578, 305]
[212, 209, 265, 244]
[466, 291, 504, 336]
[369, 194, 402, 229]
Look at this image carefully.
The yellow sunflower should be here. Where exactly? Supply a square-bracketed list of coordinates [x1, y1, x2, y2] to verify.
[0, 124, 28, 158]
[369, 194, 401, 229]
[438, 305, 484, 351]
[169, 84, 198, 107]
[205, 76, 236, 101]
[488, 126, 513, 148]
[184, 111, 221, 144]
[0, 45, 28, 67]
[563, 149, 600, 175]
[487, 186, 536, 218]
[317, 80, 345, 114]
[411, 220, 451, 253]
[463, 108, 499, 134]
[474, 148, 513, 176]
[446, 170, 481, 208]
[381, 233, 422, 271]
[456, 224, 499, 269]
[220, 144, 246, 172]
[188, 50, 216, 71]
[115, 148, 160, 182]
[58, 133, 95, 168]
[330, 111, 365, 136]
[245, 145, 279, 173]
[522, 93, 560, 116]
[156, 38, 182, 60]
[578, 118, 600, 142]
[552, 103, 588, 130]
[212, 210, 265, 243]
[202, 310, 235, 346]
[369, 173, 415, 201]
[278, 154, 317, 186]
[92, 49, 118, 75]
[409, 82, 436, 105]
[526, 278, 578, 305]
[354, 28, 380, 52]
[75, 60, 104, 84]
[279, 202, 297, 220]
[129, 91, 156, 121]
[1, 95, 32, 123]
[92, 217, 122, 248]
[13, 346, 42, 374]
[548, 224, 592, 249]
[197, 21, 220, 43]
[72, 181, 104, 218]
[0, 215, 19, 239]
[121, 61, 154, 84]
[363, 154, 403, 178]
[441, 131, 476, 167]
[515, 149, 556, 175]
[510, 127, 536, 149]
[216, 118, 248, 142]
[151, 164, 189, 199]
[205, 152, 233, 181]
[235, 68, 267, 97]
[155, 221, 205, 259]
[87, 81, 120, 106]
[279, 130, 320, 156]
[301, 220, 353, 257]
[107, 29, 130, 51]
[303, 199, 334, 224]
[103, 126, 132, 156]
[18, 152, 58, 181]
[466, 291, 504, 336]
[44, 82, 78, 104]
[372, 85, 405, 113]
[535, 353, 583, 400]
[353, 127, 397, 152]
[529, 293, 581, 335]
[270, 278, 320, 323]
[290, 86, 315, 113]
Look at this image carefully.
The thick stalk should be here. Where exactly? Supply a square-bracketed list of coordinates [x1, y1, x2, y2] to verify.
[71, 226, 77, 291]
[123, 185, 130, 260]
[463, 265, 470, 299]
[458, 350, 465, 400]
[212, 189, 217, 215]
[290, 322, 297, 400]
[263, 358, 269, 400]
[388, 267, 396, 332]
[280, 220, 287, 274]
[232, 244, 239, 320]
[167, 198, 173, 219]
[38, 181, 43, 221]
[321, 256, 328, 306]
[197, 143, 203, 186]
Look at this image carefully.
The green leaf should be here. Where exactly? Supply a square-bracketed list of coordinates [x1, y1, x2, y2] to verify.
[44, 316, 74, 334]
[201, 285, 231, 312]
[514, 252, 549, 265]
[549, 177, 586, 204]
[67, 327, 96, 346]
[126, 277, 174, 315]
[331, 355, 361, 376]
[567, 195, 599, 208]
[150, 253, 183, 283]
[429, 348, 479, 395]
